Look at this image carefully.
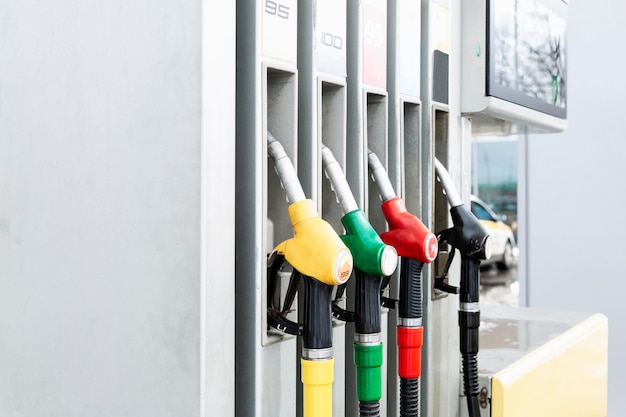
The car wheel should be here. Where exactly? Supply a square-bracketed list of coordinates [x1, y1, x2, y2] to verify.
[497, 241, 514, 270]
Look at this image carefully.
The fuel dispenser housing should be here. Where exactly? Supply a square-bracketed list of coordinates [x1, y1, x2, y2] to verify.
[1, 1, 611, 417]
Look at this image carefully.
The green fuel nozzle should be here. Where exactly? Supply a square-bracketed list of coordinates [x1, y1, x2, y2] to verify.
[340, 209, 399, 278]
[321, 144, 398, 417]
[321, 145, 398, 278]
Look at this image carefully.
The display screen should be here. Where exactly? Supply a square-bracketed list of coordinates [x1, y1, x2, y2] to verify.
[487, 0, 567, 118]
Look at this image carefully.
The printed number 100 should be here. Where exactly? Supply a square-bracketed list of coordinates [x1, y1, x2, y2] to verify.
[321, 32, 343, 50]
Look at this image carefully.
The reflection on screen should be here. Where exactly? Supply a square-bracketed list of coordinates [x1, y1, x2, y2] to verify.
[490, 0, 567, 114]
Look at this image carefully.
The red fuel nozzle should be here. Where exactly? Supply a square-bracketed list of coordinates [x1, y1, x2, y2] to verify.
[380, 197, 438, 264]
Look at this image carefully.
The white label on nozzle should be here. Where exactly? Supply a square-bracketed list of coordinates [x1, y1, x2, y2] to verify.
[380, 245, 399, 277]
[334, 249, 353, 284]
[425, 234, 438, 263]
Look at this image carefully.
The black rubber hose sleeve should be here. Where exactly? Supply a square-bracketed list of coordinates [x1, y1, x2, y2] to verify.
[399, 258, 423, 319]
[302, 276, 334, 350]
[354, 268, 382, 335]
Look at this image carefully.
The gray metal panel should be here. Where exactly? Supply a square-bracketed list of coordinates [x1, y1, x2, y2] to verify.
[347, 1, 391, 415]
[421, 0, 465, 416]
[311, 7, 350, 411]
[0, 1, 202, 416]
[347, 0, 366, 210]
[386, 4, 423, 415]
[234, 2, 263, 416]
[236, 1, 300, 416]
[203, 1, 237, 415]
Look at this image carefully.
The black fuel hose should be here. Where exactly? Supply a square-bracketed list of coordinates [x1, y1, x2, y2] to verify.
[459, 255, 481, 417]
[354, 268, 384, 417]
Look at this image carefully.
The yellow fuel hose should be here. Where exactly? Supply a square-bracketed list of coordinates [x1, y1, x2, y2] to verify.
[302, 357, 334, 417]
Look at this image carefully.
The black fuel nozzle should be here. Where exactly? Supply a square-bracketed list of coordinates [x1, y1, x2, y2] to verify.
[442, 204, 491, 262]
[434, 158, 490, 417]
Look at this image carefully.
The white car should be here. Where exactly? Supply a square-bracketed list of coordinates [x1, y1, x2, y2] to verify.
[470, 195, 517, 269]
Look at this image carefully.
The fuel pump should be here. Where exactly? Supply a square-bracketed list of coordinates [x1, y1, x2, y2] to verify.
[433, 158, 491, 417]
[266, 132, 354, 417]
[367, 150, 438, 417]
[320, 145, 398, 417]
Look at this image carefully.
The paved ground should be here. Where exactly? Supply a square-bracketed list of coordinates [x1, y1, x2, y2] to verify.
[480, 265, 519, 307]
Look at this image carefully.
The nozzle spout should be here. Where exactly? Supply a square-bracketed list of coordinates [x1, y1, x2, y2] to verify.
[434, 158, 462, 208]
[321, 145, 359, 214]
[367, 149, 397, 202]
[267, 131, 306, 204]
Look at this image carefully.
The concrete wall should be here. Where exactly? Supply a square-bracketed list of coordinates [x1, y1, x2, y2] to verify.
[0, 1, 236, 415]
[524, 2, 626, 414]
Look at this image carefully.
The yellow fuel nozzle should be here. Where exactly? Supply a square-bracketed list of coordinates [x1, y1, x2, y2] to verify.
[274, 199, 353, 286]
